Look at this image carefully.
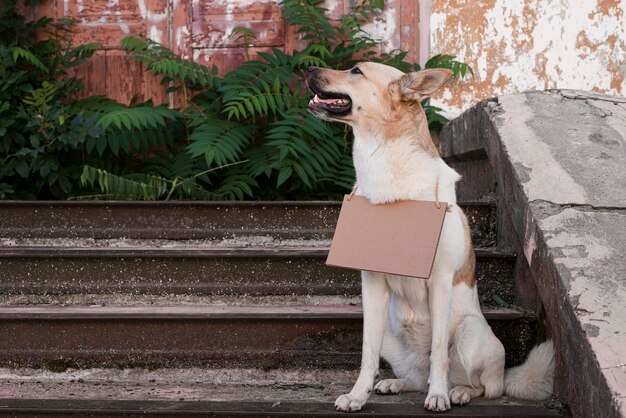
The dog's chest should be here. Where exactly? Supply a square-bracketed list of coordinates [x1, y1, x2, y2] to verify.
[352, 137, 438, 203]
[386, 274, 431, 327]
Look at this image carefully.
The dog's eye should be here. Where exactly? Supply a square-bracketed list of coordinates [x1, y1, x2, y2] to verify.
[351, 67, 363, 75]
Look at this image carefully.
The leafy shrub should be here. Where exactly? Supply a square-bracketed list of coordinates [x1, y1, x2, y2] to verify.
[0, 1, 188, 199]
[0, 1, 101, 198]
[81, 0, 471, 200]
[0, 0, 472, 200]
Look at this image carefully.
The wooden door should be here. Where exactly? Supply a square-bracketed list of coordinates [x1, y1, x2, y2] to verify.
[24, 0, 422, 106]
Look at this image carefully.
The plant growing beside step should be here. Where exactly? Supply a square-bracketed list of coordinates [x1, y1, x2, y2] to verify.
[0, 0, 183, 199]
[0, 0, 101, 199]
[0, 0, 472, 200]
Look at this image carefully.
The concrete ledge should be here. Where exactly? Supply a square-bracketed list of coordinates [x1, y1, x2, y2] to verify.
[441, 90, 626, 418]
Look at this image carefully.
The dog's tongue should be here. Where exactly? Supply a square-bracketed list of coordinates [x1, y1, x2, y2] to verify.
[313, 94, 349, 105]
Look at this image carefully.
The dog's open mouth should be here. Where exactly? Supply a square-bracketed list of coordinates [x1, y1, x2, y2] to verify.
[308, 90, 352, 115]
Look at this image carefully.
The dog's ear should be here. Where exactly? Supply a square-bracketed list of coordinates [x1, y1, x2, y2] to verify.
[390, 69, 453, 102]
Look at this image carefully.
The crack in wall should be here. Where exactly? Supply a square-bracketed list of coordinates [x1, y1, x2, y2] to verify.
[530, 199, 626, 215]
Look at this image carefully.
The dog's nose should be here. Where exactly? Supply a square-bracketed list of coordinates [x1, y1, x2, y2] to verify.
[306, 66, 318, 74]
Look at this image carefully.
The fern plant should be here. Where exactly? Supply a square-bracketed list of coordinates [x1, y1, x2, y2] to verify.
[120, 35, 219, 105]
[1, 0, 472, 201]
[94, 0, 469, 200]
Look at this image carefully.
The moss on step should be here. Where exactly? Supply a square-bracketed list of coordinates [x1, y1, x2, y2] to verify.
[43, 359, 79, 373]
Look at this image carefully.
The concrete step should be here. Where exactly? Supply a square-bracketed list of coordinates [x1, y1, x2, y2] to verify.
[0, 246, 516, 306]
[0, 367, 566, 417]
[440, 109, 497, 202]
[0, 304, 537, 370]
[0, 200, 497, 246]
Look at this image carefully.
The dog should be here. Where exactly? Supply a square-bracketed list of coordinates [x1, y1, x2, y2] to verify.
[305, 62, 555, 412]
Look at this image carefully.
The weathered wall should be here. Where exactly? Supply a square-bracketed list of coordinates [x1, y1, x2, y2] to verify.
[430, 0, 626, 115]
[23, 0, 421, 106]
[440, 89, 626, 418]
[23, 1, 625, 113]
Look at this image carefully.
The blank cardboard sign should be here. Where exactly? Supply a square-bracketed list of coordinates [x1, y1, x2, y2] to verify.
[326, 195, 448, 279]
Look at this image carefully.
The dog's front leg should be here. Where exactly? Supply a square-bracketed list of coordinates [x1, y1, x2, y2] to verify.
[424, 270, 454, 412]
[335, 271, 390, 412]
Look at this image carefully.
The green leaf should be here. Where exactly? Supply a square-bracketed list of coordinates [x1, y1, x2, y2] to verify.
[58, 176, 72, 194]
[187, 119, 253, 168]
[96, 137, 107, 156]
[293, 163, 311, 187]
[121, 35, 218, 89]
[276, 167, 292, 187]
[97, 106, 180, 131]
[11, 47, 49, 74]
[15, 161, 30, 178]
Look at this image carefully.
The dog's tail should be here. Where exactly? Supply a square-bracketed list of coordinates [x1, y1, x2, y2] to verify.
[504, 340, 555, 400]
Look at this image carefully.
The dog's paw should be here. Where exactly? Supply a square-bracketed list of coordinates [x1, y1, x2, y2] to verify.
[449, 385, 472, 405]
[424, 392, 451, 412]
[335, 393, 366, 412]
[374, 379, 405, 395]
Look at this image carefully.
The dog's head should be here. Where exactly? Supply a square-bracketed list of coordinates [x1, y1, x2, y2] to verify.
[306, 62, 452, 135]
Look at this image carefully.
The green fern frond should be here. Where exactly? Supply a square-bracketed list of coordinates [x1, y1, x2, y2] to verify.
[292, 43, 331, 69]
[318, 153, 355, 191]
[375, 50, 416, 72]
[121, 35, 218, 89]
[265, 108, 341, 188]
[184, 98, 221, 128]
[167, 150, 202, 179]
[97, 105, 180, 131]
[219, 51, 301, 121]
[82, 105, 182, 156]
[279, 0, 337, 43]
[64, 42, 100, 68]
[221, 49, 295, 93]
[422, 98, 450, 127]
[86, 126, 176, 157]
[10, 47, 48, 73]
[329, 36, 379, 68]
[22, 81, 57, 110]
[70, 96, 121, 115]
[229, 25, 258, 46]
[80, 165, 169, 200]
[222, 77, 299, 120]
[425, 54, 474, 77]
[338, 0, 384, 37]
[211, 174, 257, 200]
[245, 144, 274, 178]
[186, 119, 254, 168]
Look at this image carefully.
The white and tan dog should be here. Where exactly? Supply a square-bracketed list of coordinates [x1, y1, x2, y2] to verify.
[306, 62, 554, 412]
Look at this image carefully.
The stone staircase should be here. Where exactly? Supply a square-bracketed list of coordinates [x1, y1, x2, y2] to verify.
[0, 197, 566, 415]
[1, 89, 616, 417]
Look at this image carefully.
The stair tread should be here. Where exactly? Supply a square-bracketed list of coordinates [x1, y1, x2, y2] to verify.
[0, 245, 517, 307]
[0, 199, 497, 206]
[0, 398, 564, 416]
[0, 304, 536, 369]
[0, 304, 531, 319]
[0, 367, 563, 417]
[0, 245, 515, 258]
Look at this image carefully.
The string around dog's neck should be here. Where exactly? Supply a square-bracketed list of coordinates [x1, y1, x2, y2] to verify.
[347, 179, 453, 213]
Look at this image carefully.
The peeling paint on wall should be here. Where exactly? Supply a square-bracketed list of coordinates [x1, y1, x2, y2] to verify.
[431, 0, 626, 115]
[362, 2, 400, 53]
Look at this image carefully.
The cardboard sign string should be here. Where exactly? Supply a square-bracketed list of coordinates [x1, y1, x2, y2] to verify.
[435, 176, 454, 213]
[347, 178, 453, 213]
